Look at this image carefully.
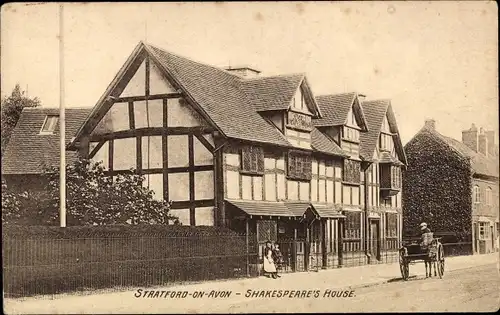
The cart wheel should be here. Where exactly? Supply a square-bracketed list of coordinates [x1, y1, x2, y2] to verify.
[399, 249, 409, 281]
[437, 244, 445, 279]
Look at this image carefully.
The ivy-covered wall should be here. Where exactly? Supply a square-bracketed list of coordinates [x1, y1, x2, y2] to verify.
[403, 130, 473, 243]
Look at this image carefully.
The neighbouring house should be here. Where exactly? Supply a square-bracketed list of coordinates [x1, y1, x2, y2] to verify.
[403, 120, 499, 255]
[1, 41, 407, 270]
[2, 107, 92, 193]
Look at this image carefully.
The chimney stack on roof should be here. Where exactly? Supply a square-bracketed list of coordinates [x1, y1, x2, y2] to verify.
[462, 124, 479, 152]
[424, 119, 436, 131]
[224, 65, 261, 78]
[461, 123, 496, 157]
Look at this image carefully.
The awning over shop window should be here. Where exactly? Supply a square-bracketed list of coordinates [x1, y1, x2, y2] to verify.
[225, 199, 296, 217]
[284, 201, 311, 217]
[311, 204, 345, 219]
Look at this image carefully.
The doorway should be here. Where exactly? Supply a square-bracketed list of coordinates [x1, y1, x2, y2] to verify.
[370, 220, 380, 261]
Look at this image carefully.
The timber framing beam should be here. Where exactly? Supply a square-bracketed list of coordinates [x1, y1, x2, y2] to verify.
[88, 140, 106, 159]
[194, 132, 215, 153]
[170, 199, 215, 210]
[89, 126, 214, 142]
[105, 164, 213, 176]
[111, 92, 182, 103]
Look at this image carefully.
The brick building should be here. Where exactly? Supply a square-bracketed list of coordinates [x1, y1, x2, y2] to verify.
[403, 120, 499, 254]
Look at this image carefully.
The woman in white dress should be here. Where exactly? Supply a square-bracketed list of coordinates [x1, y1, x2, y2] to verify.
[263, 241, 277, 279]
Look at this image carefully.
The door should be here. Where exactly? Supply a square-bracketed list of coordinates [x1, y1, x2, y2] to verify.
[370, 221, 380, 260]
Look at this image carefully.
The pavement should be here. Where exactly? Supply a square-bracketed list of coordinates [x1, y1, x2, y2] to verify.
[3, 253, 499, 314]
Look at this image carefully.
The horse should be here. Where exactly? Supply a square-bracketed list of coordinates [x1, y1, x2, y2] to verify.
[421, 233, 438, 278]
[423, 240, 438, 278]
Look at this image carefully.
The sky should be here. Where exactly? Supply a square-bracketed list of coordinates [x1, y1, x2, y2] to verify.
[1, 1, 498, 145]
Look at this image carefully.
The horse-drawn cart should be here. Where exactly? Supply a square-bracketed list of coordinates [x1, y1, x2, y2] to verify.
[399, 235, 445, 281]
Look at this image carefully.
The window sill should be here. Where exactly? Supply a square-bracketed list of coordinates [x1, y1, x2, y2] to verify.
[239, 170, 264, 176]
[341, 138, 360, 144]
[342, 181, 361, 186]
[286, 176, 312, 182]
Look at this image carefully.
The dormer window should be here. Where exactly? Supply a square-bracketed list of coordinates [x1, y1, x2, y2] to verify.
[342, 107, 360, 143]
[379, 133, 394, 152]
[343, 126, 360, 142]
[40, 115, 59, 134]
[292, 90, 306, 111]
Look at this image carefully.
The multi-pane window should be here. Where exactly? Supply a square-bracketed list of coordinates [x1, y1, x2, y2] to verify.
[486, 187, 493, 206]
[345, 211, 361, 239]
[287, 152, 312, 181]
[473, 186, 481, 204]
[241, 146, 264, 174]
[386, 213, 398, 238]
[40, 115, 59, 134]
[479, 222, 489, 240]
[343, 126, 360, 142]
[343, 159, 361, 184]
[392, 166, 401, 189]
[379, 133, 393, 152]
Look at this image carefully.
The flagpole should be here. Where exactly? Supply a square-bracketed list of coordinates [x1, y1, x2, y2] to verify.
[59, 3, 66, 228]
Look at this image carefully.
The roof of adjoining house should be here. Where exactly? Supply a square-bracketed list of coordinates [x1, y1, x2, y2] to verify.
[239, 73, 305, 112]
[311, 129, 349, 157]
[359, 99, 406, 164]
[313, 92, 356, 127]
[2, 107, 93, 175]
[418, 126, 499, 177]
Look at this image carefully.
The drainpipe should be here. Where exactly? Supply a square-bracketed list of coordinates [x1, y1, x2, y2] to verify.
[364, 163, 371, 264]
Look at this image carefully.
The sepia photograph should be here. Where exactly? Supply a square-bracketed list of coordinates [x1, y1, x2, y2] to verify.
[1, 1, 498, 313]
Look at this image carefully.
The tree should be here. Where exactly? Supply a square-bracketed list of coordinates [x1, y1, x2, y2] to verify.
[2, 159, 179, 226]
[1, 84, 41, 156]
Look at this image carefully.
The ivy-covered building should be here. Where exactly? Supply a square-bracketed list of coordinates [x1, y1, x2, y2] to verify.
[2, 41, 407, 270]
[403, 120, 499, 255]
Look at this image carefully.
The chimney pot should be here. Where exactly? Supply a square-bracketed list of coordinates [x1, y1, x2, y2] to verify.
[424, 119, 436, 130]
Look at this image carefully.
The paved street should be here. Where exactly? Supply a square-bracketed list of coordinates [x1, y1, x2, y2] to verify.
[4, 253, 498, 314]
[209, 263, 499, 313]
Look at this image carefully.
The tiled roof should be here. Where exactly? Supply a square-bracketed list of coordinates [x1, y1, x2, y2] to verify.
[310, 203, 345, 218]
[311, 128, 349, 157]
[2, 107, 93, 175]
[359, 100, 406, 164]
[378, 151, 404, 166]
[283, 201, 311, 216]
[359, 100, 388, 161]
[145, 44, 291, 147]
[313, 92, 356, 127]
[225, 199, 296, 217]
[422, 127, 499, 177]
[240, 74, 305, 112]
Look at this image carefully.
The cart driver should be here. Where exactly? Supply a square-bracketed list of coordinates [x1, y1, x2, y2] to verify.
[420, 222, 433, 247]
[420, 222, 431, 234]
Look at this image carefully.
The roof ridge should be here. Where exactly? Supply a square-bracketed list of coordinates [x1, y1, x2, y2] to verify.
[242, 73, 305, 81]
[316, 92, 357, 98]
[362, 98, 391, 105]
[23, 107, 93, 110]
[144, 42, 244, 80]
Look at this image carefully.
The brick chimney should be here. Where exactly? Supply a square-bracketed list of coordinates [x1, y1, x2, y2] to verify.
[462, 123, 478, 152]
[478, 128, 488, 156]
[224, 66, 261, 78]
[424, 119, 436, 131]
[486, 130, 496, 156]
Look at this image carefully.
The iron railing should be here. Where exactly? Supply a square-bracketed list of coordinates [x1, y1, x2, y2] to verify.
[3, 235, 258, 297]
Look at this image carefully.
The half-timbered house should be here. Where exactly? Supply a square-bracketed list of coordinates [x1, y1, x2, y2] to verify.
[3, 41, 408, 271]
